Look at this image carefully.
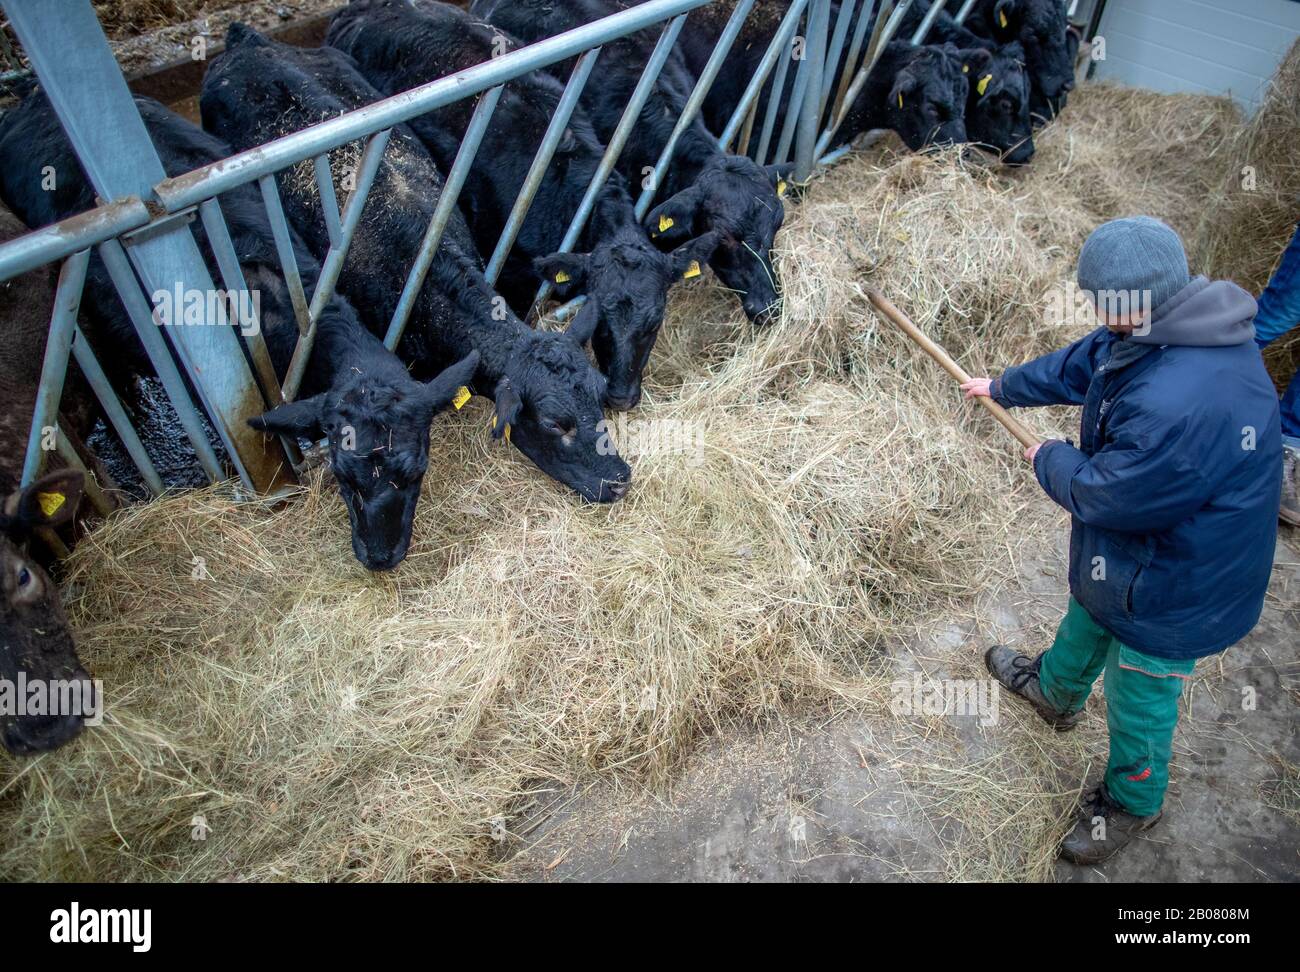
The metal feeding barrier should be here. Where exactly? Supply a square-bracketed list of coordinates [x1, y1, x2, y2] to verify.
[0, 0, 961, 508]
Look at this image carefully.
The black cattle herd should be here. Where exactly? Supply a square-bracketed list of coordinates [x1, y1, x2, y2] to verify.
[0, 0, 1075, 755]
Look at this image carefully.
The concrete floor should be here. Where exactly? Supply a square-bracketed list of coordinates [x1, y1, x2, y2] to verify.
[505, 508, 1299, 883]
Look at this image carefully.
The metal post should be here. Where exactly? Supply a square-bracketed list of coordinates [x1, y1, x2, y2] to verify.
[830, 1, 881, 127]
[532, 13, 689, 312]
[71, 325, 165, 496]
[718, 0, 810, 152]
[818, 0, 859, 120]
[21, 249, 88, 487]
[908, 0, 947, 44]
[385, 87, 503, 352]
[485, 47, 601, 287]
[634, 0, 759, 221]
[3, 0, 295, 495]
[283, 128, 392, 404]
[794, 0, 831, 182]
[755, 33, 796, 164]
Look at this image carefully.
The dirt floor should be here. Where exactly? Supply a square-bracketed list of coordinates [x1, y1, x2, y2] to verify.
[507, 509, 1300, 882]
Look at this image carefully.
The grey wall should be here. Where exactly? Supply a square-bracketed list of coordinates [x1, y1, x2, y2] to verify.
[1092, 0, 1300, 114]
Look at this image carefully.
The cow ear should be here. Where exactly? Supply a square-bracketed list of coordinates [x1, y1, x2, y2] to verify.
[645, 185, 702, 245]
[669, 231, 721, 281]
[492, 377, 523, 439]
[534, 251, 589, 300]
[10, 469, 85, 531]
[249, 393, 326, 439]
[992, 0, 1018, 34]
[888, 68, 920, 111]
[565, 296, 601, 346]
[420, 350, 481, 414]
[960, 47, 994, 81]
[763, 162, 795, 198]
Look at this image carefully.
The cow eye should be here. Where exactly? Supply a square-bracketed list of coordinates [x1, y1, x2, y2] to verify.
[17, 566, 32, 589]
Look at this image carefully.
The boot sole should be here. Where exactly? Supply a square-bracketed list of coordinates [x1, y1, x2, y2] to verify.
[1059, 811, 1163, 866]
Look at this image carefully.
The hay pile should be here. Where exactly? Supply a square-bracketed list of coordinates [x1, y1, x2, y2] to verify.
[0, 74, 1286, 881]
[1195, 39, 1300, 390]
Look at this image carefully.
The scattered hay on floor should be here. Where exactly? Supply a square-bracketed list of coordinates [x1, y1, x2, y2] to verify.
[0, 74, 1289, 882]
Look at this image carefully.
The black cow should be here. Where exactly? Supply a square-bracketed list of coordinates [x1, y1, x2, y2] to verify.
[960, 0, 1073, 124]
[471, 0, 792, 327]
[326, 0, 718, 411]
[202, 25, 631, 503]
[0, 92, 479, 571]
[660, 0, 983, 160]
[894, 0, 1035, 163]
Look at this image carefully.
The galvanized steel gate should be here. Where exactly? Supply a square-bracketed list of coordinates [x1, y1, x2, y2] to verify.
[0, 0, 962, 507]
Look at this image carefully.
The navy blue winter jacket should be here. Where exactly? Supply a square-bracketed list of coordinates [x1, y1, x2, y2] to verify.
[992, 277, 1282, 659]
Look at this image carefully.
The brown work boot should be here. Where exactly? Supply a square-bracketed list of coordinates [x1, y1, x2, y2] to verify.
[1060, 783, 1162, 865]
[984, 645, 1083, 731]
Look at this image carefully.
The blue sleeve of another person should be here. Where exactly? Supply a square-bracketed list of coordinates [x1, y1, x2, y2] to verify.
[1256, 221, 1300, 348]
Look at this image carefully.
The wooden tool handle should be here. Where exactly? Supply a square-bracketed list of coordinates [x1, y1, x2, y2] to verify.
[867, 289, 1041, 450]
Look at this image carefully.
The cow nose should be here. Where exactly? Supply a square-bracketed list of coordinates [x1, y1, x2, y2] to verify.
[606, 388, 642, 411]
[606, 475, 632, 501]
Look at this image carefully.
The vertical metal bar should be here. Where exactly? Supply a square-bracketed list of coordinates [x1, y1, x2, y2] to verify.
[282, 127, 392, 403]
[4, 0, 294, 495]
[485, 47, 601, 287]
[532, 13, 689, 311]
[52, 431, 114, 517]
[21, 249, 89, 487]
[385, 87, 503, 352]
[773, 34, 813, 165]
[718, 0, 810, 152]
[736, 97, 758, 156]
[953, 0, 977, 22]
[199, 198, 281, 406]
[818, 0, 859, 120]
[909, 0, 947, 45]
[70, 324, 165, 496]
[815, 0, 913, 158]
[794, 0, 831, 181]
[755, 33, 795, 165]
[633, 0, 759, 221]
[258, 175, 312, 337]
[313, 154, 344, 249]
[831, 0, 881, 126]
[98, 238, 225, 482]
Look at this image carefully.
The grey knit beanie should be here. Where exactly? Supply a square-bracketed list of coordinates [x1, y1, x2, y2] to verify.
[1077, 216, 1191, 320]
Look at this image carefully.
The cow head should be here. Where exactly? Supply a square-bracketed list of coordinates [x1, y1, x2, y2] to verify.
[959, 44, 1035, 165]
[1, 470, 93, 756]
[535, 227, 720, 410]
[646, 157, 790, 327]
[987, 0, 1074, 123]
[884, 44, 970, 152]
[489, 320, 631, 503]
[250, 350, 481, 571]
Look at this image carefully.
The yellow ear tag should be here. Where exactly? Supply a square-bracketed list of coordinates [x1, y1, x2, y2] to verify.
[683, 260, 701, 279]
[897, 92, 904, 109]
[452, 386, 471, 410]
[999, 9, 1008, 28]
[777, 179, 787, 198]
[963, 64, 970, 73]
[491, 415, 511, 444]
[554, 270, 570, 284]
[36, 491, 66, 518]
[658, 214, 674, 234]
[977, 74, 993, 96]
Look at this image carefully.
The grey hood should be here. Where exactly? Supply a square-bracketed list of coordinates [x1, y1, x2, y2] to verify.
[1131, 275, 1257, 347]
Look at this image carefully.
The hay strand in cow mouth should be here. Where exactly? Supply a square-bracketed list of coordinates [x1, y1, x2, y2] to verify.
[0, 68, 1291, 882]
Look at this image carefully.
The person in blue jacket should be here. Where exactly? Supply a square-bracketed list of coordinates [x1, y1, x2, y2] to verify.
[1253, 220, 1300, 525]
[962, 216, 1282, 865]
